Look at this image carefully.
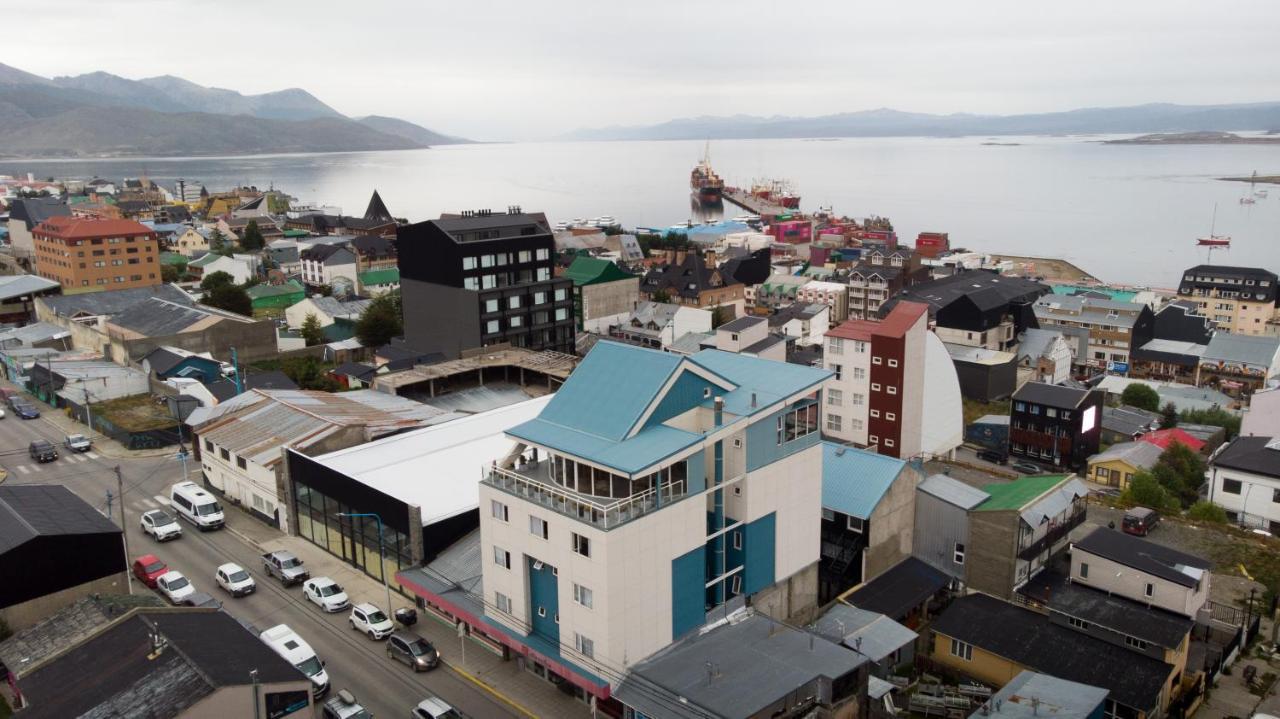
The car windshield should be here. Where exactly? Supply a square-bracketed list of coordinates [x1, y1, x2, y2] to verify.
[32, 442, 50, 450]
[366, 610, 387, 624]
[167, 576, 189, 590]
[144, 561, 165, 573]
[229, 570, 250, 582]
[195, 502, 223, 516]
[281, 557, 302, 568]
[319, 584, 343, 597]
[68, 435, 85, 442]
[295, 657, 323, 676]
[409, 639, 433, 656]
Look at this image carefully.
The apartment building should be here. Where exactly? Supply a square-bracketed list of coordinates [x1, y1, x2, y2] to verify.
[1009, 382, 1105, 471]
[1176, 264, 1279, 336]
[31, 216, 160, 293]
[886, 271, 1049, 351]
[1033, 295, 1155, 372]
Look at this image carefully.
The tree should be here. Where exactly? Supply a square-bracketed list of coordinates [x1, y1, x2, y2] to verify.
[200, 270, 235, 292]
[240, 220, 265, 251]
[278, 356, 339, 392]
[1120, 383, 1161, 412]
[203, 285, 252, 316]
[1188, 501, 1228, 524]
[1121, 471, 1178, 512]
[1150, 442, 1207, 508]
[1179, 407, 1242, 440]
[355, 292, 403, 347]
[207, 228, 227, 254]
[710, 305, 731, 329]
[1159, 402, 1179, 429]
[160, 265, 181, 283]
[650, 289, 671, 304]
[300, 313, 325, 347]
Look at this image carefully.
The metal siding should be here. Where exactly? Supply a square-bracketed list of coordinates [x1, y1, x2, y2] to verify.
[745, 406, 821, 472]
[642, 370, 719, 431]
[743, 512, 776, 595]
[912, 490, 969, 580]
[685, 449, 706, 494]
[671, 546, 706, 640]
[527, 556, 560, 648]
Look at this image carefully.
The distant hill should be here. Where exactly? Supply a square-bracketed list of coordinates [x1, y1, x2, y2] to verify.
[566, 102, 1280, 141]
[0, 61, 468, 157]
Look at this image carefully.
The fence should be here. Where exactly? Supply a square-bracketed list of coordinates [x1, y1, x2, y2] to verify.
[63, 398, 183, 450]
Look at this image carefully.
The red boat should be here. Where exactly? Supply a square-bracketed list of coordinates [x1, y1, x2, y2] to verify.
[1197, 236, 1230, 247]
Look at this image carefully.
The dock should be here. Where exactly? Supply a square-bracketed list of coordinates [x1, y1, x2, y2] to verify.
[722, 187, 793, 218]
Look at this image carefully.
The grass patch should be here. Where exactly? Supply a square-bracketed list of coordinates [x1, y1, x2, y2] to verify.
[95, 394, 178, 432]
[0, 694, 11, 719]
[963, 397, 1010, 427]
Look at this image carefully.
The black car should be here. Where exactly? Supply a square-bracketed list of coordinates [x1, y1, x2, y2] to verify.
[977, 449, 1008, 465]
[178, 591, 223, 609]
[29, 440, 57, 463]
[386, 632, 439, 671]
[12, 402, 40, 419]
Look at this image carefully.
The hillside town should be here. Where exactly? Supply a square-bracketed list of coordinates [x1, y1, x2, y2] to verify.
[0, 172, 1278, 719]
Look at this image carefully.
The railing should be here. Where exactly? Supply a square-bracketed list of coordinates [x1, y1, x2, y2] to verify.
[1016, 507, 1087, 561]
[485, 465, 686, 530]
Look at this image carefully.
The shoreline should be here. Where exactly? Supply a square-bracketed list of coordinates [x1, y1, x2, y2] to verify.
[1219, 175, 1280, 185]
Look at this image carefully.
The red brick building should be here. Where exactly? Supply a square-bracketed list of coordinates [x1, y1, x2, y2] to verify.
[32, 217, 161, 293]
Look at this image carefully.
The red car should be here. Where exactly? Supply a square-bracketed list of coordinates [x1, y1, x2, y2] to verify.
[132, 554, 168, 588]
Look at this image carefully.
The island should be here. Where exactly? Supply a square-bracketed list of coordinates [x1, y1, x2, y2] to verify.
[1105, 131, 1280, 145]
[1219, 174, 1280, 185]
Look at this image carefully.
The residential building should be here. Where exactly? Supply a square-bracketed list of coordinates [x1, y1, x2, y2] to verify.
[140, 346, 224, 384]
[194, 388, 446, 531]
[1071, 527, 1211, 620]
[1087, 441, 1164, 489]
[1207, 436, 1280, 531]
[946, 343, 1019, 401]
[398, 341, 832, 703]
[1241, 387, 1280, 437]
[977, 672, 1109, 719]
[300, 244, 358, 289]
[397, 210, 576, 357]
[812, 603, 917, 678]
[1101, 405, 1161, 445]
[351, 234, 398, 272]
[284, 296, 372, 329]
[4, 607, 314, 718]
[1095, 376, 1236, 414]
[1176, 264, 1279, 335]
[246, 280, 306, 311]
[751, 273, 808, 310]
[768, 303, 830, 346]
[1033, 295, 1156, 373]
[357, 267, 400, 297]
[1139, 428, 1205, 454]
[885, 271, 1049, 351]
[26, 358, 150, 412]
[797, 279, 849, 322]
[640, 249, 745, 311]
[822, 301, 963, 459]
[31, 216, 161, 292]
[1009, 382, 1105, 470]
[713, 316, 786, 361]
[1130, 339, 1206, 385]
[186, 252, 255, 285]
[911, 473, 990, 583]
[563, 256, 640, 332]
[819, 443, 920, 602]
[0, 484, 127, 631]
[172, 226, 211, 257]
[607, 301, 712, 351]
[1197, 332, 1280, 399]
[172, 178, 203, 203]
[265, 238, 301, 274]
[5, 197, 70, 265]
[1016, 328, 1073, 384]
[842, 555, 950, 627]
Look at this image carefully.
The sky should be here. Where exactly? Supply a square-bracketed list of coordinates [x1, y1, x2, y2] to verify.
[7, 0, 1280, 141]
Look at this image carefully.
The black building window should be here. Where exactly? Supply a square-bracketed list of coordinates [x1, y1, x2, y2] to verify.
[293, 482, 413, 589]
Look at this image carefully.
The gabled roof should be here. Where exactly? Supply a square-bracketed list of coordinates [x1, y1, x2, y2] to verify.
[0, 484, 120, 554]
[846, 557, 949, 620]
[1211, 436, 1280, 479]
[564, 256, 632, 286]
[811, 603, 917, 662]
[822, 442, 908, 519]
[1046, 580, 1194, 650]
[885, 271, 1049, 316]
[985, 671, 1110, 719]
[975, 474, 1073, 512]
[1202, 332, 1280, 370]
[1073, 527, 1209, 587]
[1013, 381, 1093, 408]
[1139, 428, 1204, 453]
[0, 273, 60, 301]
[1090, 441, 1163, 470]
[245, 280, 305, 300]
[34, 215, 156, 240]
[300, 244, 356, 264]
[8, 197, 69, 230]
[1102, 405, 1160, 437]
[109, 297, 245, 336]
[918, 474, 990, 509]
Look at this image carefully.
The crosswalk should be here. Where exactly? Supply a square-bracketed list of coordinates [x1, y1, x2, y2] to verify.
[130, 494, 172, 514]
[7, 451, 102, 476]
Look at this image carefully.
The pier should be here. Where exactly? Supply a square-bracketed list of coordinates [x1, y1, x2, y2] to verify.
[722, 187, 793, 218]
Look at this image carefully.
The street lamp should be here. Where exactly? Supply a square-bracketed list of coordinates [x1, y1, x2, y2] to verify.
[336, 512, 393, 617]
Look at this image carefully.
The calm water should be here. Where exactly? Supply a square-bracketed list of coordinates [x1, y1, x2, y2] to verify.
[4, 136, 1279, 287]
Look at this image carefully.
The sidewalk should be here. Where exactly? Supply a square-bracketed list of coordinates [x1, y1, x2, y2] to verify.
[0, 377, 176, 460]
[222, 508, 590, 719]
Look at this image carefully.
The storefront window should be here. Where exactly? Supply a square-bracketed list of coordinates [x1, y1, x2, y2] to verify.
[292, 481, 416, 593]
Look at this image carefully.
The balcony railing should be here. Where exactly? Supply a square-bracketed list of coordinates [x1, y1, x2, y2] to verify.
[1017, 507, 1087, 561]
[485, 465, 686, 530]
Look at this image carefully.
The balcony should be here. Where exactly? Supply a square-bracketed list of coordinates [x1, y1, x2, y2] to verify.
[1017, 507, 1087, 561]
[485, 462, 687, 530]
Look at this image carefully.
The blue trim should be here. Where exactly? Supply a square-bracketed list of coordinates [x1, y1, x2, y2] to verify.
[745, 403, 821, 472]
[743, 512, 776, 595]
[528, 557, 559, 648]
[642, 369, 728, 431]
[672, 546, 706, 640]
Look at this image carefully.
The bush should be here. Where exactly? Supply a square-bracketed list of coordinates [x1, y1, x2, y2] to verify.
[1187, 501, 1228, 524]
[202, 285, 252, 316]
[1120, 384, 1161, 412]
[1179, 407, 1242, 440]
[1121, 471, 1179, 512]
[200, 270, 235, 291]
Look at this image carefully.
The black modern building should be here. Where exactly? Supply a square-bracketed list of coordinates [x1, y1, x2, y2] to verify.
[396, 209, 575, 358]
[1009, 382, 1105, 471]
[0, 484, 126, 630]
[882, 270, 1050, 350]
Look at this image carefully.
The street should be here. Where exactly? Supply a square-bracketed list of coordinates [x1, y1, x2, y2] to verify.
[0, 406, 520, 719]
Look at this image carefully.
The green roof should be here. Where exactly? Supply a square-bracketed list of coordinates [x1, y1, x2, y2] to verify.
[159, 252, 188, 266]
[246, 280, 304, 299]
[974, 474, 1071, 511]
[1050, 284, 1138, 302]
[188, 253, 222, 268]
[358, 267, 400, 286]
[282, 229, 311, 238]
[564, 256, 632, 286]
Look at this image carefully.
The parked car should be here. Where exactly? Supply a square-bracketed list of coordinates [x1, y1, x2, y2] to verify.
[260, 624, 329, 698]
[412, 695, 462, 719]
[28, 440, 57, 463]
[215, 562, 257, 597]
[1011, 460, 1042, 475]
[132, 554, 168, 588]
[64, 433, 91, 452]
[386, 632, 439, 672]
[977, 449, 1008, 465]
[156, 570, 196, 604]
[303, 577, 350, 613]
[262, 550, 310, 586]
[178, 591, 222, 609]
[12, 402, 39, 419]
[321, 690, 372, 719]
[140, 509, 183, 542]
[0, 406, 7, 419]
[348, 603, 394, 640]
[1122, 507, 1160, 536]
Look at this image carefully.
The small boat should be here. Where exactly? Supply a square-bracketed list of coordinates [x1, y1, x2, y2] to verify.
[1241, 171, 1260, 204]
[1240, 196, 1256, 205]
[593, 216, 617, 227]
[1255, 189, 1268, 198]
[1197, 204, 1231, 254]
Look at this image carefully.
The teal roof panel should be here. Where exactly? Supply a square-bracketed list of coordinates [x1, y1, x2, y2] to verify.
[536, 341, 682, 442]
[508, 417, 702, 475]
[822, 442, 908, 519]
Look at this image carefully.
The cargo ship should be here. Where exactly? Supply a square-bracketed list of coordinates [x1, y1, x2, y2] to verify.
[690, 142, 724, 204]
[750, 178, 800, 209]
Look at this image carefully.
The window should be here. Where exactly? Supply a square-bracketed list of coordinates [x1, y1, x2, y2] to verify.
[887, 386, 897, 395]
[1067, 616, 1089, 630]
[480, 254, 496, 268]
[779, 402, 819, 443]
[1014, 402, 1026, 412]
[1273, 489, 1280, 504]
[462, 256, 478, 270]
[464, 277, 480, 291]
[204, 439, 213, 451]
[950, 639, 973, 661]
[236, 457, 247, 470]
[220, 448, 230, 461]
[1125, 636, 1149, 651]
[848, 516, 864, 533]
[536, 248, 550, 261]
[574, 633, 594, 659]
[853, 367, 866, 379]
[555, 308, 568, 321]
[828, 337, 844, 355]
[486, 319, 500, 334]
[509, 296, 522, 309]
[885, 438, 895, 448]
[1045, 407, 1057, 418]
[872, 356, 883, 365]
[529, 515, 547, 539]
[572, 532, 591, 557]
[852, 393, 864, 406]
[484, 298, 500, 313]
[1079, 562, 1089, 579]
[826, 413, 842, 432]
[731, 574, 743, 594]
[491, 500, 508, 522]
[493, 546, 510, 569]
[537, 268, 552, 282]
[887, 359, 899, 368]
[495, 592, 512, 614]
[830, 364, 842, 380]
[733, 530, 743, 549]
[533, 291, 548, 305]
[510, 316, 524, 328]
[573, 583, 593, 608]
[1223, 478, 1242, 495]
[851, 418, 864, 431]
[518, 250, 532, 263]
[870, 409, 881, 418]
[822, 508, 835, 522]
[1144, 583, 1154, 598]
[827, 389, 843, 405]
[886, 412, 896, 422]
[554, 288, 567, 301]
[869, 435, 879, 444]
[481, 274, 497, 289]
[954, 543, 965, 564]
[853, 341, 867, 353]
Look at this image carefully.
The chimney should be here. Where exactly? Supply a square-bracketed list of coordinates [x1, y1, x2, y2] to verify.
[750, 392, 757, 408]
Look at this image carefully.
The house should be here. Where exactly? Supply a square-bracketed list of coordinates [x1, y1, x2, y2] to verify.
[976, 671, 1109, 719]
[640, 249, 745, 311]
[186, 252, 254, 285]
[819, 443, 921, 602]
[284, 296, 373, 329]
[1139, 428, 1205, 454]
[350, 233, 397, 272]
[27, 359, 150, 409]
[1101, 405, 1161, 445]
[1016, 328, 1073, 384]
[1197, 333, 1280, 399]
[1130, 339, 1206, 385]
[946, 343, 1019, 402]
[300, 244, 358, 289]
[751, 273, 809, 310]
[1095, 376, 1236, 414]
[912, 473, 990, 583]
[99, 296, 277, 363]
[797, 280, 849, 322]
[563, 255, 640, 332]
[768, 303, 829, 346]
[884, 271, 1049, 351]
[713, 316, 786, 362]
[930, 593, 1179, 719]
[396, 341, 832, 702]
[140, 346, 224, 383]
[1241, 386, 1280, 438]
[172, 226, 211, 257]
[1176, 264, 1279, 336]
[357, 267, 399, 297]
[823, 300, 964, 458]
[0, 485, 127, 631]
[812, 603, 918, 677]
[1207, 436, 1280, 531]
[607, 301, 713, 351]
[265, 238, 301, 274]
[4, 607, 314, 718]
[0, 274, 62, 325]
[967, 474, 1089, 600]
[1087, 441, 1164, 489]
[1071, 527, 1211, 620]
[5, 197, 70, 262]
[1009, 382, 1105, 470]
[193, 388, 448, 531]
[1033, 295, 1156, 373]
[246, 280, 306, 311]
[31, 216, 161, 293]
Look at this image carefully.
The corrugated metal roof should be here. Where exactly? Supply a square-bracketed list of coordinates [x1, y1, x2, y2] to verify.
[918, 474, 990, 509]
[0, 274, 60, 301]
[822, 442, 908, 519]
[1090, 441, 1163, 470]
[1019, 478, 1088, 526]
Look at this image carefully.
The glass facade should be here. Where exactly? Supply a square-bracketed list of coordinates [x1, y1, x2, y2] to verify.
[294, 482, 414, 591]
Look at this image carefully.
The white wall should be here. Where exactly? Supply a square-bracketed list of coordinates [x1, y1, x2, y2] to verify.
[1070, 547, 1208, 619]
[919, 333, 964, 459]
[822, 336, 871, 445]
[199, 437, 285, 530]
[1241, 389, 1280, 438]
[1209, 463, 1280, 530]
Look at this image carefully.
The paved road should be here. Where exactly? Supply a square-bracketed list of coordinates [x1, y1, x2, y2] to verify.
[0, 411, 518, 719]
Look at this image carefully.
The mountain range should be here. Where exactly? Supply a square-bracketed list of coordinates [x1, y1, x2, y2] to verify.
[565, 102, 1280, 141]
[0, 62, 467, 158]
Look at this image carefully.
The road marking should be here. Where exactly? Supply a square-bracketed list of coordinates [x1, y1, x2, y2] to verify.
[15, 465, 29, 475]
[86, 452, 100, 459]
[140, 497, 158, 509]
[72, 454, 88, 463]
[31, 465, 42, 473]
[153, 495, 171, 507]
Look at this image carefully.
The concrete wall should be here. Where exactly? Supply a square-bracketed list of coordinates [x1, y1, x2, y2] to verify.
[966, 509, 1018, 600]
[184, 681, 314, 718]
[0, 572, 128, 631]
[402, 277, 480, 358]
[751, 560, 820, 626]
[581, 278, 639, 328]
[114, 317, 279, 364]
[864, 464, 918, 581]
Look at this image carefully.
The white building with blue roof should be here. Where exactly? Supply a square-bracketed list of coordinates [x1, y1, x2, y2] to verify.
[402, 340, 832, 705]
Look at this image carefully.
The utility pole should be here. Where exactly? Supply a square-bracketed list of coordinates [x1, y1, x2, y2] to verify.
[116, 466, 134, 594]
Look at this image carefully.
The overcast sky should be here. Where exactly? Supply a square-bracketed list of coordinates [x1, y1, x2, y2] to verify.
[8, 0, 1280, 141]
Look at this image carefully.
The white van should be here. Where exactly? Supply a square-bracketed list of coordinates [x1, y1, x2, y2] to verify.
[260, 624, 330, 697]
[169, 481, 225, 531]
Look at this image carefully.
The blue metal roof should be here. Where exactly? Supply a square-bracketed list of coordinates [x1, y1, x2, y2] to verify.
[508, 418, 702, 476]
[689, 349, 831, 417]
[822, 442, 908, 519]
